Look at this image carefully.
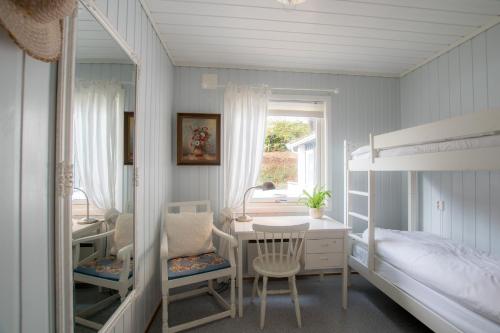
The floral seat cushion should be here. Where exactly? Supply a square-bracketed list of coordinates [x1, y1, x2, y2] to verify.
[168, 252, 230, 280]
[74, 257, 133, 281]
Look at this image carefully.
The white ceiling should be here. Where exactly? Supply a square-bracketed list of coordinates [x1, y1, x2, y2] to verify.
[146, 0, 500, 77]
[76, 4, 132, 63]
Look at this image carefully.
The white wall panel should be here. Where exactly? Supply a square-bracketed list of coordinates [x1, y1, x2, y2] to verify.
[172, 67, 402, 230]
[0, 29, 56, 333]
[0, 29, 23, 333]
[401, 23, 500, 256]
[21, 56, 57, 333]
[0, 0, 174, 332]
[92, 0, 175, 331]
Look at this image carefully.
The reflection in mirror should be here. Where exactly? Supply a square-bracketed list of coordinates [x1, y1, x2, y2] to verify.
[71, 3, 135, 331]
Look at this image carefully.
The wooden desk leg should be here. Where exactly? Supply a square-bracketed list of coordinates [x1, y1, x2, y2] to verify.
[238, 238, 244, 317]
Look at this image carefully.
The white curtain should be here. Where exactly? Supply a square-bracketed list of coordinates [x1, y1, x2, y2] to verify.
[220, 83, 270, 256]
[73, 80, 124, 211]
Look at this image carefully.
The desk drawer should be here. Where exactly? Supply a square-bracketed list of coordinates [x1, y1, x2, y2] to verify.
[306, 238, 343, 254]
[305, 253, 343, 270]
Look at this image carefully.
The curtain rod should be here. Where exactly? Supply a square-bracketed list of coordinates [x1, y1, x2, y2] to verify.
[215, 85, 339, 94]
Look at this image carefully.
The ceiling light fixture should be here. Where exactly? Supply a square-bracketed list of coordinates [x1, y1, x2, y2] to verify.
[276, 0, 307, 7]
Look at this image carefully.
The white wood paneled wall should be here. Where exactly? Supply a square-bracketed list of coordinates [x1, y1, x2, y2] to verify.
[92, 0, 175, 332]
[0, 29, 56, 333]
[172, 67, 403, 230]
[0, 0, 174, 332]
[75, 63, 136, 213]
[401, 23, 500, 256]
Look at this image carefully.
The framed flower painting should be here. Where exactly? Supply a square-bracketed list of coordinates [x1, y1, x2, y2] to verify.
[177, 113, 221, 165]
[124, 112, 135, 165]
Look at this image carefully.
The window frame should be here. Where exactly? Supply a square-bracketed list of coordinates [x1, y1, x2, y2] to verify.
[247, 94, 331, 213]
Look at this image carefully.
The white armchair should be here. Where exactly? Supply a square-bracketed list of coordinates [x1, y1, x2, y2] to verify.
[73, 214, 134, 331]
[161, 201, 237, 333]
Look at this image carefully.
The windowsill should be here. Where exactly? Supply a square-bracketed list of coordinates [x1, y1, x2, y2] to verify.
[237, 202, 309, 215]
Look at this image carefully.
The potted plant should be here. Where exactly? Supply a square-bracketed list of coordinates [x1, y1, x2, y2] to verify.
[301, 186, 332, 219]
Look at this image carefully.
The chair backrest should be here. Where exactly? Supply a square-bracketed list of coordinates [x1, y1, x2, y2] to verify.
[164, 201, 212, 233]
[166, 200, 211, 214]
[252, 223, 310, 266]
[113, 213, 134, 254]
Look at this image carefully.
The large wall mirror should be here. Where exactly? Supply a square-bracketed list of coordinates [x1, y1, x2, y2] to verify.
[70, 2, 137, 331]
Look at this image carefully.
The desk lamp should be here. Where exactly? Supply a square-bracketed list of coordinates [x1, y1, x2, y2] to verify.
[236, 182, 276, 222]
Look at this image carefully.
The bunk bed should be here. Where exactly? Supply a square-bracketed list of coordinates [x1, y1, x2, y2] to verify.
[342, 109, 500, 333]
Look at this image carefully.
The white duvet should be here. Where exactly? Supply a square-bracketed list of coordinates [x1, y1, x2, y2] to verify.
[351, 133, 500, 160]
[363, 228, 500, 324]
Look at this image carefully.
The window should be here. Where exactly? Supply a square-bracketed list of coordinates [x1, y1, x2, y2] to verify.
[250, 97, 327, 209]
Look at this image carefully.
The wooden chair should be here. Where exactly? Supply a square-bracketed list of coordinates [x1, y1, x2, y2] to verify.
[161, 201, 237, 333]
[251, 223, 310, 329]
[73, 213, 134, 330]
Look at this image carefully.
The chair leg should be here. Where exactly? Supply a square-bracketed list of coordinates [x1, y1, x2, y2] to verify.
[119, 288, 127, 302]
[162, 291, 169, 333]
[230, 275, 236, 318]
[291, 275, 302, 328]
[208, 279, 214, 295]
[260, 276, 268, 330]
[288, 277, 294, 304]
[252, 274, 260, 302]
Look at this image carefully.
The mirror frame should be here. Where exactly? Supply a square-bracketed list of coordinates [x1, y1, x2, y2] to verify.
[55, 1, 141, 332]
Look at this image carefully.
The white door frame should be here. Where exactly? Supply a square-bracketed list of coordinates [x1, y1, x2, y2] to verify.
[54, 1, 141, 332]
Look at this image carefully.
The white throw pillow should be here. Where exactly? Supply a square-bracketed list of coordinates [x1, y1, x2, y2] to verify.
[111, 213, 134, 256]
[104, 208, 120, 225]
[165, 212, 215, 259]
[105, 208, 121, 254]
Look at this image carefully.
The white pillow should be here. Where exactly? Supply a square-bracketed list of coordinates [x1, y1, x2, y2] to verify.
[105, 208, 121, 254]
[111, 213, 134, 255]
[104, 208, 120, 225]
[165, 212, 215, 259]
[351, 145, 370, 156]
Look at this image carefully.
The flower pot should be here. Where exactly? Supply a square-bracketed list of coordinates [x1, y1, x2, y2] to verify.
[193, 147, 204, 157]
[309, 207, 324, 219]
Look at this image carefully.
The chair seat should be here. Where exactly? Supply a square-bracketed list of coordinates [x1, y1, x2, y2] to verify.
[168, 252, 230, 280]
[74, 257, 133, 281]
[252, 255, 301, 278]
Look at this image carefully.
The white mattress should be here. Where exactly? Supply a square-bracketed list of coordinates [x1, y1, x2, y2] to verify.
[351, 134, 500, 160]
[351, 229, 500, 333]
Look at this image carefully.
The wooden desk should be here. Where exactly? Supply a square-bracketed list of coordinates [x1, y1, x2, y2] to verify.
[231, 215, 348, 317]
[72, 219, 105, 239]
[72, 219, 107, 260]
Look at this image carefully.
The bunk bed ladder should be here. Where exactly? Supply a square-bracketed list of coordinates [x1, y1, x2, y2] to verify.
[345, 171, 375, 270]
[343, 140, 376, 309]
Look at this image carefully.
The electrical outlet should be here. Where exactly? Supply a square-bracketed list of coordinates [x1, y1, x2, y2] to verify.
[436, 200, 445, 211]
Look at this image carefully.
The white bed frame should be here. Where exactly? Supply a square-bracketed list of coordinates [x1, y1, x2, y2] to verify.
[342, 109, 500, 333]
